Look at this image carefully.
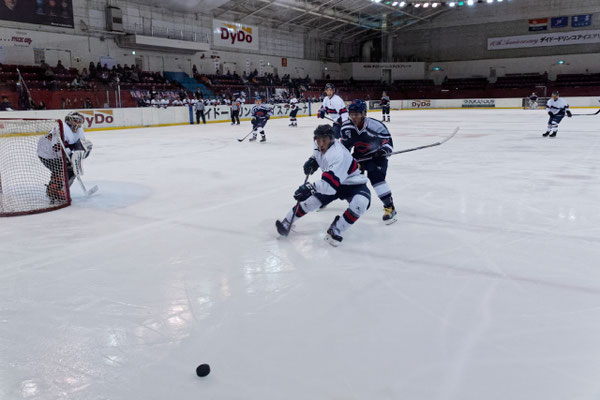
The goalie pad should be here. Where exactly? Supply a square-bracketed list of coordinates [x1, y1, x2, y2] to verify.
[70, 150, 85, 177]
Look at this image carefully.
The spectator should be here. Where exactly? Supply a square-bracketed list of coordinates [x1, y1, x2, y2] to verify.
[0, 95, 13, 111]
[192, 64, 198, 75]
[36, 101, 46, 110]
[55, 60, 66, 73]
[84, 98, 93, 109]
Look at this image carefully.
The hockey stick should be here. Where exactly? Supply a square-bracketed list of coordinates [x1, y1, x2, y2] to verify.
[572, 109, 600, 116]
[237, 129, 255, 142]
[277, 174, 310, 237]
[356, 126, 460, 163]
[57, 138, 98, 196]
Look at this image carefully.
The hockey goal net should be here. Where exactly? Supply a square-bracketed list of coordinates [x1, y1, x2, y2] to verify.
[0, 118, 71, 217]
[522, 97, 549, 110]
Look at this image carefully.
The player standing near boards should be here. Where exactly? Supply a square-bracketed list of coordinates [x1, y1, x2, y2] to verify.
[341, 100, 397, 224]
[381, 91, 391, 122]
[288, 95, 299, 127]
[276, 125, 371, 246]
[543, 91, 571, 138]
[317, 83, 348, 139]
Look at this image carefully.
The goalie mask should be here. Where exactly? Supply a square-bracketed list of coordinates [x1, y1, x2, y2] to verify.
[65, 111, 85, 131]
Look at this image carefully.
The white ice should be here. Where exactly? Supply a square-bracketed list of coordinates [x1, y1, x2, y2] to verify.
[1, 109, 600, 400]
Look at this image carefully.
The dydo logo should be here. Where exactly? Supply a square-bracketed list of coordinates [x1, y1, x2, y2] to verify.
[78, 110, 114, 127]
[218, 22, 254, 45]
[411, 100, 431, 108]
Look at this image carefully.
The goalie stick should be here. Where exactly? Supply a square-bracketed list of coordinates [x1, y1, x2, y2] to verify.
[57, 137, 98, 196]
[356, 127, 460, 163]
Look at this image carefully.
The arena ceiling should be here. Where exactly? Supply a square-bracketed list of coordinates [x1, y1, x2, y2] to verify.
[132, 0, 453, 41]
[210, 0, 452, 40]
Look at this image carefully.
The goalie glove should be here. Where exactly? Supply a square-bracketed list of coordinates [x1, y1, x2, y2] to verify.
[81, 138, 93, 158]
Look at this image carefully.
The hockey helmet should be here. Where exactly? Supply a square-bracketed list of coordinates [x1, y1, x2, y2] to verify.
[65, 111, 85, 130]
[313, 124, 335, 140]
[324, 83, 335, 92]
[255, 95, 262, 102]
[348, 99, 367, 115]
[552, 90, 559, 96]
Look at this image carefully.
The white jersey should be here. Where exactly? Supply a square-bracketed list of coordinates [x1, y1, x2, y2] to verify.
[151, 99, 160, 108]
[289, 97, 298, 108]
[37, 123, 85, 160]
[546, 97, 569, 115]
[321, 94, 348, 125]
[311, 140, 367, 196]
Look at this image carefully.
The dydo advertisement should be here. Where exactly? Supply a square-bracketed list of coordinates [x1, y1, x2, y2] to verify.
[213, 19, 259, 51]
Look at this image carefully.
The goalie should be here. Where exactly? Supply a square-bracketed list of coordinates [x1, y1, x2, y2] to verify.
[37, 112, 93, 202]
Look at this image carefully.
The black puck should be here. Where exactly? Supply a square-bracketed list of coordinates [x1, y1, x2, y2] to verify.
[196, 364, 210, 377]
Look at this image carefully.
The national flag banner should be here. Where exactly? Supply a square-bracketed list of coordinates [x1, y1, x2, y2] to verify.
[572, 14, 592, 28]
[551, 16, 568, 28]
[529, 18, 548, 31]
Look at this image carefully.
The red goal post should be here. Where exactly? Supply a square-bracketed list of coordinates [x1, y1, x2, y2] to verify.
[0, 118, 71, 217]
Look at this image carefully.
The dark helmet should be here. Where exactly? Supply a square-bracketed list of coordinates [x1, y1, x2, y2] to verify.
[324, 83, 335, 91]
[255, 95, 262, 101]
[348, 99, 367, 115]
[313, 124, 335, 140]
[552, 90, 559, 96]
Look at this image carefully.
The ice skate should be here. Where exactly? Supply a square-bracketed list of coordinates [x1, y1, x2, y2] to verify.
[382, 205, 397, 225]
[325, 216, 343, 246]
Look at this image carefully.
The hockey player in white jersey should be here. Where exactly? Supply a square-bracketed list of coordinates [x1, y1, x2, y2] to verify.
[276, 125, 371, 246]
[37, 111, 92, 202]
[250, 96, 273, 142]
[288, 96, 299, 127]
[543, 90, 571, 137]
[317, 83, 348, 139]
[341, 99, 397, 224]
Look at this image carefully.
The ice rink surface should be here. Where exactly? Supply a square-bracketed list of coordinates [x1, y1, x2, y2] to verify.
[2, 108, 600, 400]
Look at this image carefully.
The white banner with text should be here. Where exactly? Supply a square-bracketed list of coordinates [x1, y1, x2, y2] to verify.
[212, 19, 259, 51]
[488, 29, 600, 50]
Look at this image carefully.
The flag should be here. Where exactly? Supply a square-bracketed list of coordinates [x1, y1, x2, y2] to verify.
[551, 16, 568, 28]
[529, 18, 548, 31]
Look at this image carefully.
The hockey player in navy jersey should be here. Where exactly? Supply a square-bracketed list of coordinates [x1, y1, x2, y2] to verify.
[250, 96, 273, 142]
[276, 125, 371, 246]
[381, 91, 391, 122]
[543, 90, 571, 138]
[341, 99, 397, 224]
[317, 83, 348, 139]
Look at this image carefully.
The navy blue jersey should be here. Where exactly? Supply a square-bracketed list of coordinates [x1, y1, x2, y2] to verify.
[340, 117, 393, 158]
[381, 96, 390, 106]
[251, 104, 273, 121]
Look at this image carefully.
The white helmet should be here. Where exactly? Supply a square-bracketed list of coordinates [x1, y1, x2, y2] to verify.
[65, 111, 84, 130]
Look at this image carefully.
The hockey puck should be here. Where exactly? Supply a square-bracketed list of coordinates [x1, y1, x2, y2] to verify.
[196, 364, 210, 377]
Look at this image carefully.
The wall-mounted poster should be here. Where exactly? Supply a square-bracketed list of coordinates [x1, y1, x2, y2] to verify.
[0, 0, 74, 28]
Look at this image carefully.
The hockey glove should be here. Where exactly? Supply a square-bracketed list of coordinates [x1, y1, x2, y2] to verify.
[303, 157, 319, 176]
[375, 148, 390, 158]
[251, 118, 257, 127]
[293, 182, 316, 201]
[548, 111, 553, 117]
[566, 110, 572, 118]
[318, 109, 325, 119]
